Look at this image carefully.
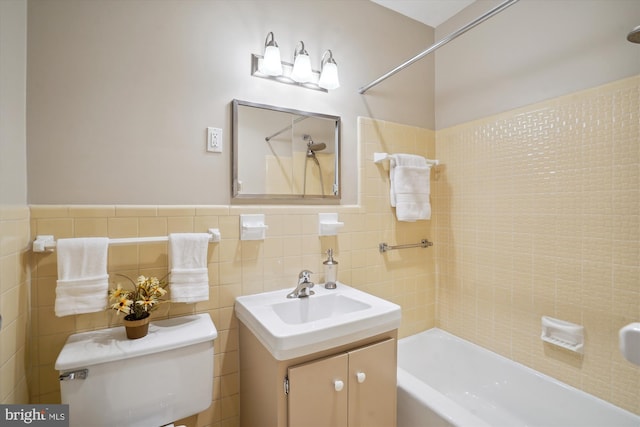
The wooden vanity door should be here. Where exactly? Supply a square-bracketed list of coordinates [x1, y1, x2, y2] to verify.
[287, 353, 349, 427]
[348, 338, 397, 427]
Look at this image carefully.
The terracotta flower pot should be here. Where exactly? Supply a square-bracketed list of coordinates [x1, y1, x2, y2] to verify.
[123, 314, 150, 339]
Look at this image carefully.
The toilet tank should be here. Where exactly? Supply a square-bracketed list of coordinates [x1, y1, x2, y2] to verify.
[55, 314, 217, 427]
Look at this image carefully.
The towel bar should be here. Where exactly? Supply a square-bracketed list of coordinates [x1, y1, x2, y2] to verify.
[32, 228, 221, 253]
[379, 239, 433, 253]
[373, 152, 439, 166]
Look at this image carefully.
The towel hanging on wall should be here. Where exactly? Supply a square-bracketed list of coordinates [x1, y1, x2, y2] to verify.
[168, 233, 210, 303]
[389, 154, 432, 222]
[54, 237, 109, 317]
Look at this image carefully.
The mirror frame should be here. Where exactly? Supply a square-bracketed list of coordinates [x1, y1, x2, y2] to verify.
[231, 99, 341, 204]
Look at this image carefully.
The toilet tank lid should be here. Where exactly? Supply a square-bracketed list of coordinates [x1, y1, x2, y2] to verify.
[55, 314, 217, 371]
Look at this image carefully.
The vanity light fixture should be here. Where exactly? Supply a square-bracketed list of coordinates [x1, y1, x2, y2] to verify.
[250, 32, 339, 92]
[290, 41, 312, 83]
[318, 50, 340, 90]
[260, 32, 283, 76]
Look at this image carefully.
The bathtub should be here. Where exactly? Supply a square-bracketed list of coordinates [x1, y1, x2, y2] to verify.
[397, 328, 640, 427]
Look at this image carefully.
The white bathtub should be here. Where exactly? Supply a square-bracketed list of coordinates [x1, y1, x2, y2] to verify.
[397, 328, 640, 427]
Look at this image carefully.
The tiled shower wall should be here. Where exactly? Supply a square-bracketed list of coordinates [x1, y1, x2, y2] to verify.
[433, 75, 640, 414]
[27, 120, 436, 427]
[0, 205, 30, 404]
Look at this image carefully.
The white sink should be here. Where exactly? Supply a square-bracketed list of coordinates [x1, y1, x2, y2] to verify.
[271, 293, 371, 325]
[235, 283, 401, 360]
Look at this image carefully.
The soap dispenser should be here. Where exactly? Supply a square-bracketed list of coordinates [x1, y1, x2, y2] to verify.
[323, 249, 338, 289]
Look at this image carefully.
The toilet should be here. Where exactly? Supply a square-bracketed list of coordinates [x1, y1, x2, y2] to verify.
[55, 313, 217, 427]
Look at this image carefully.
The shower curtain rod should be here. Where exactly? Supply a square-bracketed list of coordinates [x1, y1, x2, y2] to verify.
[358, 0, 520, 94]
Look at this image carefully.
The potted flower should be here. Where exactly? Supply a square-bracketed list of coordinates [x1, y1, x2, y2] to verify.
[108, 274, 168, 339]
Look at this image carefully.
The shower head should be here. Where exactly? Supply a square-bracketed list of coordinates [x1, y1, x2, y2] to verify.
[627, 25, 640, 43]
[303, 134, 326, 152]
[308, 142, 326, 151]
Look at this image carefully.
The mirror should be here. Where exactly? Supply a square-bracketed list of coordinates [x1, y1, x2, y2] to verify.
[232, 99, 341, 203]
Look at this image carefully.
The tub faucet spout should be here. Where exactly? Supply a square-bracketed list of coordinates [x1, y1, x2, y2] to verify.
[286, 270, 315, 298]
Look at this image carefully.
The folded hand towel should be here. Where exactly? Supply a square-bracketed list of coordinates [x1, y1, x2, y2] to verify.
[169, 268, 210, 302]
[55, 237, 109, 317]
[169, 233, 210, 303]
[390, 154, 432, 222]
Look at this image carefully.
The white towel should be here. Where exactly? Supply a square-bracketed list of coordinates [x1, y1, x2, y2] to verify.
[55, 237, 109, 317]
[169, 233, 210, 303]
[389, 154, 432, 222]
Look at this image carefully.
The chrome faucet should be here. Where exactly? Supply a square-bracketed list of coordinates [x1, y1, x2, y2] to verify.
[286, 270, 315, 298]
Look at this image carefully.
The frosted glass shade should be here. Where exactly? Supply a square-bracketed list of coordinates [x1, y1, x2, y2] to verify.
[261, 45, 283, 76]
[291, 54, 312, 83]
[319, 62, 340, 90]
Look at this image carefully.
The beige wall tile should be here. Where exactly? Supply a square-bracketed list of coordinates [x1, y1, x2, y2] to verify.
[158, 206, 196, 217]
[35, 218, 73, 240]
[138, 243, 168, 268]
[115, 206, 157, 217]
[29, 206, 69, 219]
[74, 218, 108, 237]
[167, 216, 195, 233]
[108, 245, 138, 271]
[195, 206, 229, 216]
[68, 206, 115, 218]
[139, 217, 167, 237]
[0, 206, 30, 404]
[218, 216, 239, 240]
[107, 217, 138, 238]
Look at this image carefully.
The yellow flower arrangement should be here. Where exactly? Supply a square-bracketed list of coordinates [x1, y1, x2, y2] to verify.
[108, 275, 168, 321]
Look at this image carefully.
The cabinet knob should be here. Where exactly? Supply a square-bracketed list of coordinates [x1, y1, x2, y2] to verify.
[356, 372, 366, 383]
[334, 380, 344, 392]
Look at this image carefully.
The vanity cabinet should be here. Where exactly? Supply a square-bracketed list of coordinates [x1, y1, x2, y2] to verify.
[238, 323, 397, 427]
[287, 338, 396, 427]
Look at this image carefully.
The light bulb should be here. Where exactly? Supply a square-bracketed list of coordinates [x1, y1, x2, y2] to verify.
[261, 45, 282, 76]
[259, 32, 282, 76]
[319, 61, 339, 90]
[291, 41, 312, 83]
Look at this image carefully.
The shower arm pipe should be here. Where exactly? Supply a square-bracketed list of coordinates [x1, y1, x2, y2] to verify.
[358, 0, 520, 95]
[265, 116, 309, 142]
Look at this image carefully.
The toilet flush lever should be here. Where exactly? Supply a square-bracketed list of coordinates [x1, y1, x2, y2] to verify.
[59, 368, 88, 381]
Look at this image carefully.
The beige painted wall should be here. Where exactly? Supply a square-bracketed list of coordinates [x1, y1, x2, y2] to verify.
[1, 0, 27, 204]
[26, 0, 435, 205]
[435, 0, 640, 129]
